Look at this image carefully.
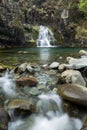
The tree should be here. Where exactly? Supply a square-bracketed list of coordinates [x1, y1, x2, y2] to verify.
[78, 0, 87, 16]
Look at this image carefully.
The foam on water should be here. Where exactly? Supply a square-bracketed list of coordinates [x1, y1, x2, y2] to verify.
[8, 119, 24, 130]
[0, 71, 16, 96]
[30, 114, 82, 130]
[8, 94, 82, 130]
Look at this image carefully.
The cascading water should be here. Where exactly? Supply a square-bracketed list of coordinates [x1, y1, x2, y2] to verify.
[0, 71, 16, 96]
[36, 26, 56, 47]
[8, 93, 82, 130]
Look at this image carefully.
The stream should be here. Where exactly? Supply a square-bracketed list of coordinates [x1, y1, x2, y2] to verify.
[0, 26, 86, 130]
[0, 69, 82, 130]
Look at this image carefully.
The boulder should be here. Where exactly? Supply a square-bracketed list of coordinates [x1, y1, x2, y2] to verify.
[58, 84, 87, 106]
[62, 101, 79, 117]
[15, 62, 34, 74]
[46, 70, 57, 75]
[64, 57, 87, 69]
[26, 63, 34, 73]
[17, 62, 27, 73]
[81, 116, 87, 130]
[79, 50, 87, 56]
[60, 70, 86, 86]
[29, 87, 41, 96]
[42, 64, 48, 69]
[49, 62, 59, 69]
[6, 99, 37, 113]
[16, 76, 38, 87]
[0, 64, 7, 73]
[0, 108, 9, 130]
[58, 64, 65, 72]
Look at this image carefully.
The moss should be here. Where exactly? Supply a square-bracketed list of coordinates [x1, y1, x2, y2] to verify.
[50, 27, 63, 45]
[23, 24, 39, 46]
[32, 25, 39, 33]
[76, 26, 87, 39]
[29, 39, 35, 43]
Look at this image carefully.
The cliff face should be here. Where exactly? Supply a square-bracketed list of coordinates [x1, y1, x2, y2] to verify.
[0, 0, 87, 47]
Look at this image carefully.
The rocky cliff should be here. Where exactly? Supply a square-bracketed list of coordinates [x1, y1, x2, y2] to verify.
[0, 0, 87, 48]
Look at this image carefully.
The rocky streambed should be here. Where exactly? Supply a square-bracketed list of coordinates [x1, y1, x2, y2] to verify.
[1, 50, 87, 130]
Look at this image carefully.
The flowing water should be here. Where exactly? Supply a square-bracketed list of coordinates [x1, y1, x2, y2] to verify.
[36, 26, 56, 47]
[0, 71, 16, 96]
[8, 93, 82, 130]
[0, 47, 85, 130]
[0, 23, 86, 130]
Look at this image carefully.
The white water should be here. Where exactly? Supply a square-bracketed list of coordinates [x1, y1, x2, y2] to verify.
[37, 26, 56, 47]
[0, 71, 16, 96]
[8, 94, 82, 130]
[61, 9, 69, 19]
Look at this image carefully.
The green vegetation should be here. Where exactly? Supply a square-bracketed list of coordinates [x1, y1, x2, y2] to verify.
[0, 0, 87, 47]
[78, 0, 87, 16]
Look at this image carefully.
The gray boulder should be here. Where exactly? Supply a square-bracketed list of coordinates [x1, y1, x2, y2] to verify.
[17, 62, 27, 73]
[79, 50, 87, 56]
[49, 62, 59, 69]
[60, 70, 86, 87]
[6, 98, 37, 112]
[58, 84, 87, 106]
[64, 57, 87, 69]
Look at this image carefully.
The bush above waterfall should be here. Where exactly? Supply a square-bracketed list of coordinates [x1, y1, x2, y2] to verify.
[78, 0, 87, 17]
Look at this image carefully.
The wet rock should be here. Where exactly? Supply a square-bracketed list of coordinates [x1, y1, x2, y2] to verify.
[6, 99, 37, 113]
[58, 84, 87, 106]
[81, 116, 87, 130]
[64, 57, 87, 69]
[18, 51, 30, 54]
[0, 65, 7, 73]
[16, 76, 38, 87]
[58, 64, 65, 72]
[46, 70, 57, 75]
[0, 94, 6, 108]
[33, 65, 41, 72]
[29, 87, 41, 96]
[60, 70, 86, 86]
[37, 84, 46, 90]
[26, 63, 34, 73]
[42, 64, 48, 69]
[49, 62, 59, 69]
[17, 63, 27, 73]
[62, 101, 80, 117]
[0, 108, 9, 130]
[79, 50, 87, 56]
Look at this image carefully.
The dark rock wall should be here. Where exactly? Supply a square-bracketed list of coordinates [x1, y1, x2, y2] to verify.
[0, 0, 87, 47]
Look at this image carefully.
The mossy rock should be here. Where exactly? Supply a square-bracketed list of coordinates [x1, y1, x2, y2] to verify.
[50, 27, 63, 45]
[6, 98, 37, 112]
[58, 84, 87, 106]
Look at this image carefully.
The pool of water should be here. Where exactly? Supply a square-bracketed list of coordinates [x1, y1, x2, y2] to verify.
[0, 47, 86, 66]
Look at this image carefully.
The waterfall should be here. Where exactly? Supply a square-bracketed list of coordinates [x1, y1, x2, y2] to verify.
[36, 26, 56, 47]
[0, 71, 16, 96]
[8, 93, 82, 130]
[61, 9, 69, 25]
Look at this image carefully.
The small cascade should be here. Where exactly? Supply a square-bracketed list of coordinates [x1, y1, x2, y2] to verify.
[61, 9, 69, 25]
[0, 71, 16, 96]
[8, 94, 82, 130]
[8, 119, 24, 130]
[8, 109, 16, 121]
[38, 94, 63, 117]
[37, 26, 56, 47]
